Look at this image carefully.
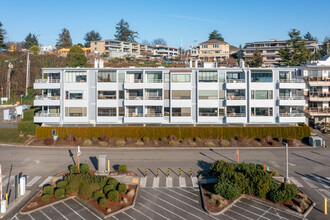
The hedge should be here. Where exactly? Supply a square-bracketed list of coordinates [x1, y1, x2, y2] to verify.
[36, 126, 311, 140]
[18, 121, 39, 134]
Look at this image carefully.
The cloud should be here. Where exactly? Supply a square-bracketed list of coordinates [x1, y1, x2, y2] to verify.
[158, 13, 223, 24]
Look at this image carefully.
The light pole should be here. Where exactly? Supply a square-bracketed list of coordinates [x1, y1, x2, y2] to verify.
[26, 52, 31, 96]
[282, 142, 290, 184]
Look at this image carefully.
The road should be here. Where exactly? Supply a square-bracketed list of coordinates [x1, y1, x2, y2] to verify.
[0, 144, 329, 219]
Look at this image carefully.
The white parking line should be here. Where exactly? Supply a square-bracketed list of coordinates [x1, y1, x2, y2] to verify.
[289, 177, 304, 187]
[191, 177, 199, 187]
[72, 198, 102, 220]
[62, 201, 86, 220]
[269, 161, 280, 168]
[112, 216, 119, 220]
[317, 189, 330, 199]
[314, 177, 330, 188]
[140, 196, 190, 220]
[179, 177, 186, 187]
[40, 210, 52, 220]
[257, 207, 272, 220]
[228, 209, 253, 220]
[27, 176, 42, 187]
[152, 177, 159, 188]
[132, 207, 153, 220]
[3, 176, 13, 186]
[233, 205, 271, 220]
[39, 176, 53, 187]
[176, 187, 198, 197]
[221, 213, 237, 220]
[166, 177, 172, 188]
[140, 177, 147, 187]
[138, 202, 170, 220]
[301, 177, 317, 188]
[164, 188, 199, 203]
[10, 213, 18, 220]
[51, 205, 69, 220]
[28, 213, 35, 220]
[123, 212, 136, 220]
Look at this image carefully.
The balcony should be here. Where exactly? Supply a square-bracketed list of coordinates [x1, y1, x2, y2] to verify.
[305, 107, 330, 116]
[34, 112, 60, 123]
[278, 79, 305, 89]
[279, 96, 305, 106]
[226, 95, 246, 106]
[225, 79, 245, 89]
[306, 77, 330, 86]
[226, 112, 247, 123]
[34, 96, 60, 106]
[279, 113, 304, 117]
[308, 92, 330, 101]
[279, 112, 306, 123]
[34, 79, 60, 89]
[126, 113, 143, 117]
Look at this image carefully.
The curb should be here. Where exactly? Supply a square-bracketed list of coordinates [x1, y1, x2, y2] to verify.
[0, 190, 31, 219]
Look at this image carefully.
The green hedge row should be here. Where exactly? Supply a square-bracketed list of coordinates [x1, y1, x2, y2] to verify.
[36, 126, 311, 140]
[18, 121, 39, 134]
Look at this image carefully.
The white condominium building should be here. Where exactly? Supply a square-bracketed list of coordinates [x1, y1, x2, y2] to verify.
[33, 66, 306, 126]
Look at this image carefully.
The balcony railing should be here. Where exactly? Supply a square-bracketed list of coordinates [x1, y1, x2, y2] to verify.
[279, 96, 305, 100]
[145, 96, 162, 100]
[35, 112, 60, 117]
[35, 79, 60, 83]
[145, 113, 162, 117]
[309, 92, 330, 98]
[226, 113, 246, 117]
[126, 79, 143, 83]
[279, 113, 304, 117]
[126, 113, 143, 117]
[126, 96, 143, 100]
[226, 79, 245, 83]
[35, 96, 60, 100]
[147, 79, 162, 83]
[305, 76, 330, 82]
[279, 79, 304, 83]
[305, 107, 330, 114]
[226, 95, 246, 100]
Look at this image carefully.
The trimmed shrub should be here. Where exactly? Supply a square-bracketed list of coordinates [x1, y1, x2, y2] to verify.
[70, 165, 78, 174]
[80, 164, 90, 173]
[103, 185, 112, 194]
[44, 137, 54, 145]
[115, 140, 125, 146]
[107, 178, 119, 190]
[65, 182, 79, 195]
[134, 141, 144, 146]
[79, 182, 94, 200]
[118, 165, 128, 173]
[83, 139, 92, 146]
[219, 139, 230, 147]
[92, 190, 105, 201]
[107, 190, 119, 201]
[43, 185, 54, 195]
[169, 141, 179, 146]
[54, 188, 65, 198]
[153, 140, 159, 146]
[98, 197, 107, 206]
[194, 137, 202, 142]
[160, 137, 168, 142]
[142, 137, 150, 142]
[118, 183, 127, 193]
[56, 180, 68, 189]
[188, 141, 196, 146]
[204, 141, 215, 146]
[214, 179, 241, 200]
[41, 194, 51, 202]
[98, 141, 108, 146]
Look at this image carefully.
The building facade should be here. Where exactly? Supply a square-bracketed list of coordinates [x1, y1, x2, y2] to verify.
[33, 66, 306, 126]
[190, 40, 230, 62]
[243, 39, 318, 67]
[304, 55, 330, 126]
[152, 45, 179, 59]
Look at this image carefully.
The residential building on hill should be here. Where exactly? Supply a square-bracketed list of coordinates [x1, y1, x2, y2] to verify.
[243, 39, 318, 67]
[190, 40, 230, 62]
[33, 65, 306, 126]
[152, 45, 179, 59]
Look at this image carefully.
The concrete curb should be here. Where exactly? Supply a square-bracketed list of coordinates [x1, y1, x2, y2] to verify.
[0, 190, 31, 219]
[298, 187, 316, 218]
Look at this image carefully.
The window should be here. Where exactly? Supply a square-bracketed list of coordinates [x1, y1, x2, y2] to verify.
[98, 108, 116, 117]
[172, 107, 191, 116]
[199, 90, 217, 100]
[164, 73, 170, 82]
[251, 90, 273, 99]
[199, 71, 217, 82]
[213, 44, 219, 48]
[199, 108, 217, 117]
[164, 107, 170, 116]
[219, 72, 225, 82]
[147, 71, 162, 83]
[65, 71, 87, 83]
[251, 71, 272, 82]
[164, 90, 170, 99]
[279, 71, 290, 80]
[251, 107, 273, 116]
[119, 90, 125, 99]
[98, 91, 116, 99]
[219, 108, 225, 116]
[65, 91, 83, 100]
[202, 45, 208, 48]
[172, 74, 191, 83]
[118, 72, 125, 82]
[308, 70, 322, 77]
[279, 89, 290, 98]
[226, 72, 244, 80]
[172, 90, 191, 99]
[98, 71, 116, 82]
[219, 90, 225, 99]
[65, 107, 87, 117]
[119, 107, 125, 116]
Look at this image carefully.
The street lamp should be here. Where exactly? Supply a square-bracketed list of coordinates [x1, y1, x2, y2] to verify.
[282, 142, 290, 184]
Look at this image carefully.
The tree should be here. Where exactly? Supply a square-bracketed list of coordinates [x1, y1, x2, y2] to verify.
[247, 49, 263, 67]
[114, 19, 138, 42]
[279, 29, 312, 66]
[23, 33, 38, 49]
[84, 30, 101, 47]
[29, 45, 40, 54]
[316, 36, 330, 59]
[152, 38, 167, 46]
[56, 28, 72, 49]
[0, 21, 6, 48]
[66, 45, 87, 67]
[303, 32, 317, 42]
[141, 39, 150, 45]
[208, 30, 224, 42]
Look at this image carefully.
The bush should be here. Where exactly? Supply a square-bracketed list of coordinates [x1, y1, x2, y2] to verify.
[134, 141, 144, 146]
[92, 190, 105, 201]
[41, 194, 51, 202]
[107, 178, 119, 190]
[83, 139, 92, 146]
[153, 140, 159, 146]
[235, 136, 244, 141]
[214, 179, 241, 200]
[115, 140, 125, 146]
[98, 197, 107, 206]
[54, 188, 65, 198]
[160, 137, 168, 142]
[103, 185, 112, 194]
[194, 137, 201, 142]
[169, 141, 179, 146]
[107, 190, 119, 201]
[99, 136, 109, 142]
[118, 183, 127, 193]
[70, 165, 78, 174]
[79, 183, 94, 200]
[44, 137, 54, 145]
[18, 121, 38, 134]
[98, 141, 108, 146]
[43, 185, 54, 195]
[210, 160, 235, 174]
[80, 164, 89, 174]
[219, 139, 229, 147]
[204, 141, 215, 146]
[56, 180, 68, 188]
[65, 182, 79, 195]
[142, 137, 150, 142]
[188, 141, 196, 146]
[118, 165, 128, 173]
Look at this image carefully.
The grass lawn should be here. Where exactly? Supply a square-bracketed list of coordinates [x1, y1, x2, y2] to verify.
[0, 129, 30, 144]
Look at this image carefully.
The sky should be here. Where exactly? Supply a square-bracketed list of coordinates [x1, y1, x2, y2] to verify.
[1, 0, 330, 49]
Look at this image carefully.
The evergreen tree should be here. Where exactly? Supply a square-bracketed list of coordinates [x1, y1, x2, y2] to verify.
[303, 32, 317, 42]
[23, 33, 38, 49]
[317, 36, 330, 58]
[66, 45, 87, 67]
[208, 30, 224, 42]
[114, 19, 138, 42]
[279, 29, 312, 66]
[247, 49, 263, 67]
[0, 21, 6, 48]
[84, 30, 101, 47]
[56, 28, 72, 49]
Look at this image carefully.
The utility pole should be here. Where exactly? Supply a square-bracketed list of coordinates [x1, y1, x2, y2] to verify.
[7, 63, 12, 99]
[26, 52, 31, 96]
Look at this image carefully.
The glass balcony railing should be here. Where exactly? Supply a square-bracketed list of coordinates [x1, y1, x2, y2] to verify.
[35, 112, 60, 117]
[279, 96, 305, 100]
[35, 79, 60, 83]
[279, 113, 304, 117]
[226, 95, 246, 100]
[35, 96, 60, 100]
[226, 113, 246, 117]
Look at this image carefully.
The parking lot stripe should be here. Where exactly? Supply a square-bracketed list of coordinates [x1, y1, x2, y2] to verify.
[164, 188, 199, 203]
[289, 177, 304, 187]
[123, 212, 136, 220]
[149, 188, 219, 220]
[301, 177, 317, 188]
[191, 177, 198, 187]
[72, 198, 102, 220]
[10, 213, 18, 220]
[140, 177, 147, 187]
[27, 176, 42, 187]
[228, 209, 253, 220]
[28, 213, 36, 220]
[62, 201, 87, 220]
[316, 189, 330, 199]
[221, 213, 237, 220]
[176, 187, 198, 197]
[39, 176, 53, 187]
[138, 202, 170, 220]
[179, 177, 186, 187]
[152, 177, 159, 188]
[140, 195, 191, 220]
[112, 216, 119, 220]
[51, 205, 69, 220]
[314, 177, 330, 188]
[132, 207, 153, 220]
[257, 207, 272, 220]
[166, 177, 172, 187]
[40, 210, 52, 220]
[233, 205, 271, 220]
